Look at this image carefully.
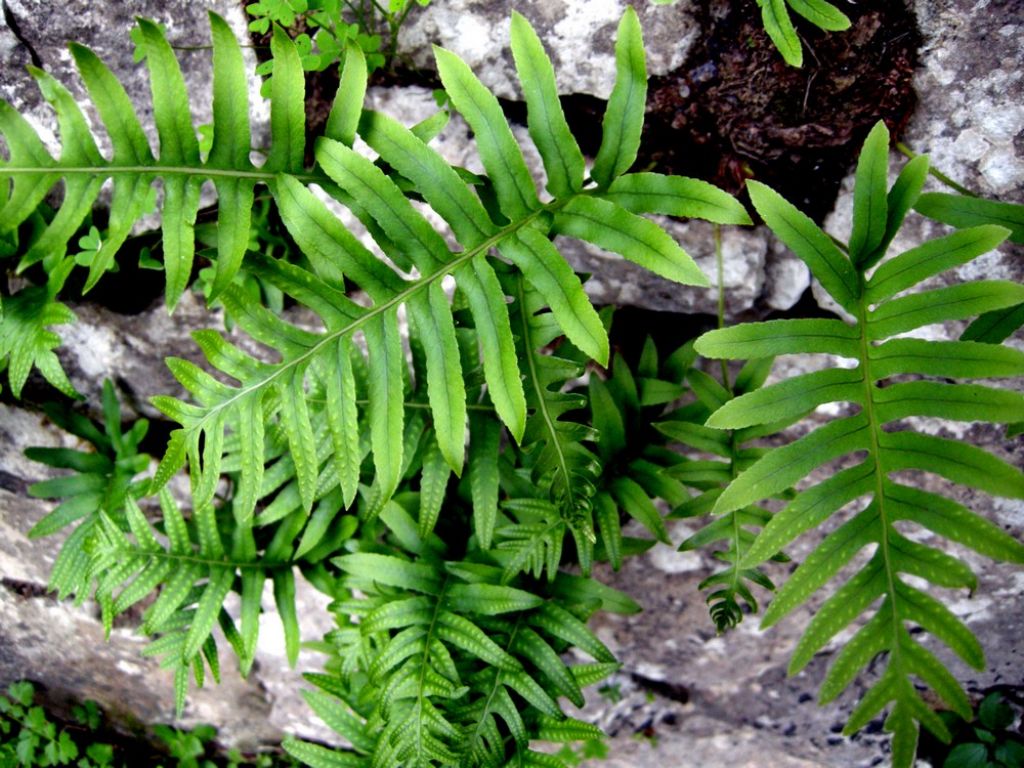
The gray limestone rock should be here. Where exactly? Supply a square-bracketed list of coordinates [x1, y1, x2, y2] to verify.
[398, 1, 700, 101]
[0, 0, 268, 160]
[823, 0, 1023, 312]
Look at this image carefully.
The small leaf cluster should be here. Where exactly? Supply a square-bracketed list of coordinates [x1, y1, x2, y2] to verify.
[0, 682, 112, 768]
[651, 0, 852, 68]
[284, 508, 625, 767]
[247, 0, 432, 76]
[934, 691, 1024, 768]
[0, 681, 298, 768]
[25, 380, 151, 602]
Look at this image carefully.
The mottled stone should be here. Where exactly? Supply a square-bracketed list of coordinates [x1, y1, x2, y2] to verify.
[908, 0, 1024, 199]
[55, 293, 216, 421]
[0, 0, 267, 159]
[399, 0, 700, 101]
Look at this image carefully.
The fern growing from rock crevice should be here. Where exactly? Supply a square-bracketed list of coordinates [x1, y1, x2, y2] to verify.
[13, 8, 1022, 768]
[695, 121, 1024, 767]
[13, 9, 747, 760]
[139, 6, 748, 536]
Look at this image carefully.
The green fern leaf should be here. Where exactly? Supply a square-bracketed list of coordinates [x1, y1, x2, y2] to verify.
[0, 14, 320, 308]
[0, 256, 78, 398]
[592, 7, 646, 189]
[757, 0, 803, 67]
[321, 500, 620, 768]
[915, 192, 1024, 245]
[509, 12, 584, 199]
[695, 121, 1024, 767]
[756, 0, 850, 67]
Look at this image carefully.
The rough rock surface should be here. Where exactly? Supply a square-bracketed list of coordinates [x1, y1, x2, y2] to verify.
[398, 1, 700, 102]
[823, 0, 1024, 316]
[0, 0, 268, 157]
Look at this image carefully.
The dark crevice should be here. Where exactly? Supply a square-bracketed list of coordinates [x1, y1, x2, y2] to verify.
[53, 209, 167, 315]
[1, 577, 52, 600]
[0, 469, 29, 495]
[136, 414, 179, 461]
[2, 1, 43, 69]
[629, 672, 690, 705]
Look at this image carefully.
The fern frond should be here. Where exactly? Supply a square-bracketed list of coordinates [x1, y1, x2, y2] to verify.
[494, 274, 600, 580]
[88, 486, 304, 715]
[695, 121, 1024, 767]
[0, 14, 312, 306]
[661, 356, 790, 632]
[25, 384, 314, 714]
[151, 8, 745, 526]
[325, 535, 618, 768]
[0, 254, 78, 398]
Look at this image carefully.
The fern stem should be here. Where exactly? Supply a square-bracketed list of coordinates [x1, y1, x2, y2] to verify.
[0, 165, 326, 184]
[414, 575, 450, 760]
[106, 547, 290, 571]
[895, 142, 975, 197]
[725, 430, 745, 619]
[855, 289, 903, 661]
[714, 224, 731, 392]
[515, 274, 578, 514]
[465, 617, 523, 758]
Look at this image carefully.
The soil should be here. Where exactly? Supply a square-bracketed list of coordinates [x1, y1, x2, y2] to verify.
[643, 0, 920, 221]
[557, 0, 921, 223]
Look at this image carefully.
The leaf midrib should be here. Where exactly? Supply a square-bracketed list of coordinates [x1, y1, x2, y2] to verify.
[515, 275, 577, 514]
[856, 287, 904, 671]
[465, 618, 523, 759]
[414, 575, 450, 763]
